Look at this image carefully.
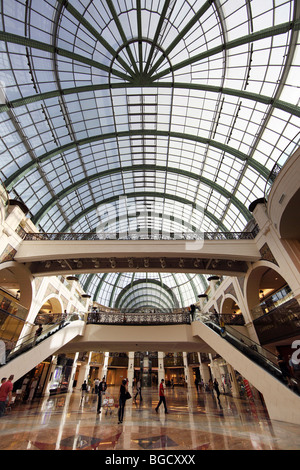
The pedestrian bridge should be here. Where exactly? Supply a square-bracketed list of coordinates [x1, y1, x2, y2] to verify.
[15, 229, 260, 277]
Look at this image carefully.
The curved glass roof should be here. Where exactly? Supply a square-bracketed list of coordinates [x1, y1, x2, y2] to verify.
[0, 0, 299, 309]
[81, 271, 208, 310]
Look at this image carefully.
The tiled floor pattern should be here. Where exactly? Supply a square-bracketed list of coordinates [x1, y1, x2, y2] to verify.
[0, 386, 299, 450]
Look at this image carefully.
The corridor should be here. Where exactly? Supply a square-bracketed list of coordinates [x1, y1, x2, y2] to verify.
[0, 386, 299, 451]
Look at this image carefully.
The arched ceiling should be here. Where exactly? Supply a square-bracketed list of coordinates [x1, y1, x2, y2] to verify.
[81, 271, 207, 310]
[0, 0, 299, 309]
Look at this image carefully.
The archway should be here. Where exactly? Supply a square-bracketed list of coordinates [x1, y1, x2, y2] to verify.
[245, 262, 298, 346]
[245, 263, 290, 319]
[221, 296, 242, 316]
[0, 261, 34, 349]
[35, 296, 64, 324]
[0, 261, 34, 310]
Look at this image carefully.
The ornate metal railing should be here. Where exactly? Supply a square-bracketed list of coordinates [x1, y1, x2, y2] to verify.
[198, 312, 245, 326]
[86, 311, 191, 325]
[22, 225, 259, 241]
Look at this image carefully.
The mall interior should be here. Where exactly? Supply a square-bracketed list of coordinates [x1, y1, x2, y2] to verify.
[0, 0, 299, 452]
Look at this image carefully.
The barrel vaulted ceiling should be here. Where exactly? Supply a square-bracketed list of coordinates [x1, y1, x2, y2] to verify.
[0, 0, 299, 309]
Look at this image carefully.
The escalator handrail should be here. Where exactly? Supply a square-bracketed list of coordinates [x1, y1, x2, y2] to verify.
[203, 319, 300, 394]
[2, 317, 73, 365]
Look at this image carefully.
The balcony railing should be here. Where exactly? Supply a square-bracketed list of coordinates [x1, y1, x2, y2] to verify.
[21, 226, 259, 242]
[253, 298, 300, 345]
[87, 311, 191, 325]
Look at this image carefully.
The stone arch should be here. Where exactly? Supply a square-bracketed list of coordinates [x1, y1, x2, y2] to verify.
[221, 295, 241, 315]
[30, 294, 65, 326]
[38, 295, 64, 315]
[244, 260, 289, 319]
[0, 261, 34, 310]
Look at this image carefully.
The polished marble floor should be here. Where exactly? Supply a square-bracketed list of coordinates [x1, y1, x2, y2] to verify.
[0, 386, 299, 451]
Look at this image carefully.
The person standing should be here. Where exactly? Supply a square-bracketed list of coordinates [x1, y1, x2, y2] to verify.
[28, 376, 38, 401]
[277, 353, 292, 386]
[94, 377, 100, 395]
[118, 379, 128, 424]
[134, 378, 142, 403]
[213, 378, 221, 403]
[155, 379, 168, 414]
[80, 380, 88, 402]
[0, 374, 14, 417]
[97, 377, 107, 414]
[189, 304, 196, 322]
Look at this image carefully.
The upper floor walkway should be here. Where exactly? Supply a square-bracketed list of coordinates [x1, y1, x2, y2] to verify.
[15, 226, 260, 277]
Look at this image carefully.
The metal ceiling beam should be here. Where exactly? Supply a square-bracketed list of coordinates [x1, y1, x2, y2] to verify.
[1, 81, 298, 118]
[143, 0, 173, 74]
[56, 192, 229, 233]
[105, 0, 139, 75]
[136, 0, 143, 75]
[55, 0, 135, 79]
[30, 164, 250, 225]
[4, 129, 270, 191]
[108, 272, 123, 307]
[93, 272, 110, 302]
[0, 31, 133, 82]
[147, 0, 214, 77]
[150, 20, 300, 81]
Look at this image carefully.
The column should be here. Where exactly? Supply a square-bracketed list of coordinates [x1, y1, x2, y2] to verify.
[158, 351, 165, 382]
[197, 353, 202, 380]
[226, 364, 240, 398]
[207, 276, 220, 295]
[101, 352, 109, 380]
[183, 352, 192, 388]
[127, 352, 134, 390]
[44, 355, 57, 396]
[199, 362, 211, 385]
[76, 351, 92, 390]
[195, 294, 208, 313]
[209, 354, 218, 380]
[68, 352, 79, 393]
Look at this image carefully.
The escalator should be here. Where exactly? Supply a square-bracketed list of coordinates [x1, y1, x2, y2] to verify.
[192, 319, 300, 425]
[0, 316, 85, 381]
[206, 320, 297, 388]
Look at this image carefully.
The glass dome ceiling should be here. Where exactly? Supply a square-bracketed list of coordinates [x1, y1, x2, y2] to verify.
[0, 0, 299, 309]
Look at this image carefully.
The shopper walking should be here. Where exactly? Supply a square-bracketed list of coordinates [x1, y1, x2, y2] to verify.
[97, 377, 107, 414]
[155, 379, 168, 414]
[0, 374, 14, 417]
[118, 379, 128, 424]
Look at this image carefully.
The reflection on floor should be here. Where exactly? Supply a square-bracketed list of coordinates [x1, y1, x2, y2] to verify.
[0, 386, 299, 450]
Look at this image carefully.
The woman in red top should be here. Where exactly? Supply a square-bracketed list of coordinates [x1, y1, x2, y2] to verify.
[155, 379, 168, 413]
